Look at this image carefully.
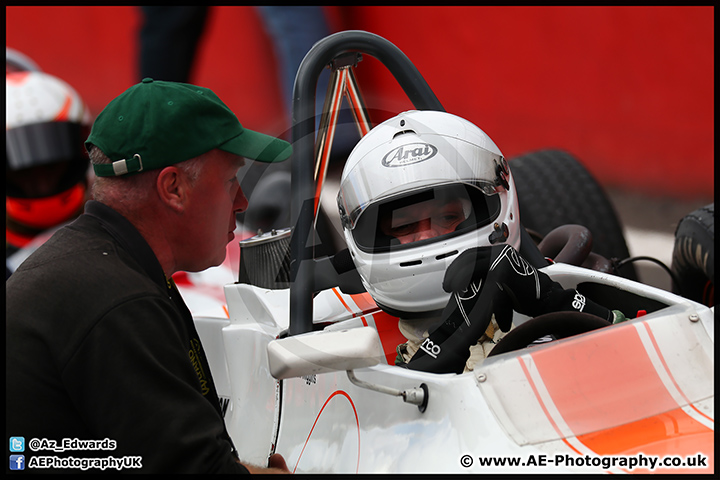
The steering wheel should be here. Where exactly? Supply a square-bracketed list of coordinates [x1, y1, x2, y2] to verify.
[486, 311, 611, 357]
[536, 224, 614, 273]
[537, 225, 593, 265]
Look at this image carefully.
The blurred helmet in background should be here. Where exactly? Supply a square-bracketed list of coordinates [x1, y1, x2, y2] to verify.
[6, 68, 92, 247]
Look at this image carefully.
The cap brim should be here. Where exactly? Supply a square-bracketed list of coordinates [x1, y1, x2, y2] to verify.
[219, 129, 292, 163]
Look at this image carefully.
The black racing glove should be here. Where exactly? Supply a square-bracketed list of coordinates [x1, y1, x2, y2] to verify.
[445, 245, 613, 321]
[405, 245, 613, 374]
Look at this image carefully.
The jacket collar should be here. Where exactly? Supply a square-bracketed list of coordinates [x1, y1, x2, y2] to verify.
[82, 200, 167, 289]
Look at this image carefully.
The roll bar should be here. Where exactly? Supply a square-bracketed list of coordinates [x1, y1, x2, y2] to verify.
[288, 31, 444, 335]
[287, 30, 545, 335]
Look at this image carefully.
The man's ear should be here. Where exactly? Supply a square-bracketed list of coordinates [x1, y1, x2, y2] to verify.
[156, 166, 186, 213]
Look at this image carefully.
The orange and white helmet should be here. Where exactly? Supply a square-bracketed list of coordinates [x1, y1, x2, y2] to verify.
[6, 70, 92, 242]
[337, 110, 520, 318]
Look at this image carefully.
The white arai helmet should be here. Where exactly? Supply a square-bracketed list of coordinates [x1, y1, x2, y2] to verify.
[337, 110, 520, 318]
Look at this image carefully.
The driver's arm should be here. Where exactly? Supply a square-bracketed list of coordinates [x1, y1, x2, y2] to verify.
[401, 245, 623, 374]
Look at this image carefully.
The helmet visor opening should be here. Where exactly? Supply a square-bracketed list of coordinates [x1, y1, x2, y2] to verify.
[352, 183, 501, 253]
[6, 121, 89, 171]
[6, 121, 90, 198]
[6, 159, 89, 199]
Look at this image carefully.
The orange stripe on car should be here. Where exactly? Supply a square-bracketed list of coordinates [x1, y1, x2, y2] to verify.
[635, 321, 714, 426]
[577, 408, 713, 473]
[332, 290, 403, 365]
[529, 324, 679, 434]
[519, 321, 713, 473]
[349, 292, 377, 314]
[331, 287, 356, 317]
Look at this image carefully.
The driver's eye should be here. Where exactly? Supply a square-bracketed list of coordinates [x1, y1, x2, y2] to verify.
[390, 222, 417, 236]
[437, 213, 462, 227]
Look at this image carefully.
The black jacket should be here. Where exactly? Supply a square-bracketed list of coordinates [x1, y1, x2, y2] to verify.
[6, 201, 248, 473]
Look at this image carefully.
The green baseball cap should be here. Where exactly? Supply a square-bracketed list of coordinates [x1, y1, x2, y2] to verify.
[86, 78, 292, 177]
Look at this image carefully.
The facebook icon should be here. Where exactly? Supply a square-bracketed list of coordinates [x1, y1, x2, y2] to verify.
[10, 454, 25, 471]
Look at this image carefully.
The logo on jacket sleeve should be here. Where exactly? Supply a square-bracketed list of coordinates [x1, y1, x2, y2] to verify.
[571, 291, 587, 311]
[419, 337, 442, 358]
[189, 338, 210, 395]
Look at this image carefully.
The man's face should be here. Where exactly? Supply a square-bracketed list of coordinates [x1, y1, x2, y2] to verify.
[379, 197, 466, 244]
[179, 149, 247, 271]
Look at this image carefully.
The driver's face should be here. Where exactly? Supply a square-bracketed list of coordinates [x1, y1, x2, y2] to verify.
[379, 197, 466, 244]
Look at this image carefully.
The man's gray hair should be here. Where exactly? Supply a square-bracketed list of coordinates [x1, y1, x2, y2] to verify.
[90, 147, 206, 210]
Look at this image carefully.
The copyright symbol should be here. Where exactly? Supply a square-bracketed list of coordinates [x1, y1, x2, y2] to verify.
[460, 455, 473, 468]
[29, 438, 41, 451]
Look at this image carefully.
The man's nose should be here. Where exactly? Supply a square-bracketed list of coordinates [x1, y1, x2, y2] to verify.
[234, 187, 249, 213]
[415, 219, 454, 242]
[410, 219, 436, 242]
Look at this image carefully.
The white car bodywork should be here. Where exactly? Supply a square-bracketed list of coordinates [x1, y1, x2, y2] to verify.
[184, 261, 714, 474]
[175, 30, 714, 475]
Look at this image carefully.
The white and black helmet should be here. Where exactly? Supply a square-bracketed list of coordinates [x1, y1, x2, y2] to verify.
[6, 70, 91, 177]
[6, 69, 92, 237]
[337, 110, 520, 318]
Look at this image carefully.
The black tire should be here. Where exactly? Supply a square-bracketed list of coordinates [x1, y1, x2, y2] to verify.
[671, 203, 714, 306]
[509, 149, 637, 280]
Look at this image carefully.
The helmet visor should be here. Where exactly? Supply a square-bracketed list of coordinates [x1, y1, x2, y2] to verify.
[6, 121, 88, 171]
[351, 183, 501, 253]
[6, 121, 90, 198]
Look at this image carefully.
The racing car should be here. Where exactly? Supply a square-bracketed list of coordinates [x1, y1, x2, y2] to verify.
[180, 31, 714, 473]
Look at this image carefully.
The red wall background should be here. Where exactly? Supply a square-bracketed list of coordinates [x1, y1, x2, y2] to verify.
[7, 6, 713, 199]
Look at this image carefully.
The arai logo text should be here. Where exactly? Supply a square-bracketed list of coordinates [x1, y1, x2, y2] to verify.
[382, 143, 438, 167]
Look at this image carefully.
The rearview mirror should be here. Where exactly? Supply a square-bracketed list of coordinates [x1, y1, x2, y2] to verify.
[267, 327, 385, 379]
